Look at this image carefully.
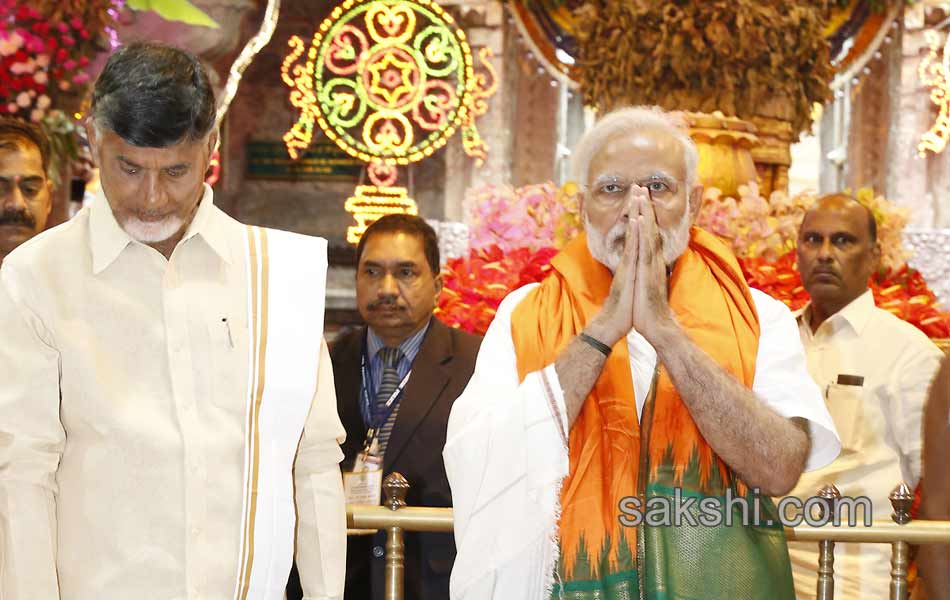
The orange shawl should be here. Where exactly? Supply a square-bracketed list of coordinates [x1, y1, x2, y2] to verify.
[511, 228, 760, 580]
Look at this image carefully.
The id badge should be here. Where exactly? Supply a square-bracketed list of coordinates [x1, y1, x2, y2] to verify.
[344, 468, 384, 506]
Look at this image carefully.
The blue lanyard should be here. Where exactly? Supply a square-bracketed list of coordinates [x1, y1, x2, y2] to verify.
[360, 352, 412, 430]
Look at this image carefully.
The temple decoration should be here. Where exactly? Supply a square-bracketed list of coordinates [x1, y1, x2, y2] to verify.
[282, 0, 497, 243]
[918, 29, 950, 156]
[682, 111, 760, 199]
[506, 0, 899, 196]
[215, 0, 280, 129]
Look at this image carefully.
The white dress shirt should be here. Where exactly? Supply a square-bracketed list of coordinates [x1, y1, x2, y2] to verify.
[0, 186, 346, 599]
[444, 283, 840, 599]
[787, 290, 943, 600]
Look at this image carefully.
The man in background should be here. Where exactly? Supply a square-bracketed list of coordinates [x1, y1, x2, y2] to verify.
[0, 117, 52, 266]
[786, 193, 943, 600]
[289, 214, 481, 599]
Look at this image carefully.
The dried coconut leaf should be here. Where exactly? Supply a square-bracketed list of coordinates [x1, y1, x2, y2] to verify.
[574, 0, 833, 136]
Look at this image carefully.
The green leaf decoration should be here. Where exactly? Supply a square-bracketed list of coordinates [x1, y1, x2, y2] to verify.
[126, 0, 220, 29]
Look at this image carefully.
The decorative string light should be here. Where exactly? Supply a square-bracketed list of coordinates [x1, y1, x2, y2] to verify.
[918, 29, 950, 156]
[344, 183, 418, 243]
[829, 8, 899, 98]
[461, 46, 498, 164]
[282, 0, 497, 243]
[215, 0, 281, 129]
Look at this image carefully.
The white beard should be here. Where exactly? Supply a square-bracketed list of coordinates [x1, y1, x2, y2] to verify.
[121, 214, 186, 244]
[585, 207, 692, 273]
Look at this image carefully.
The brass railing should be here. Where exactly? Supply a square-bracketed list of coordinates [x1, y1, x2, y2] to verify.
[350, 474, 950, 600]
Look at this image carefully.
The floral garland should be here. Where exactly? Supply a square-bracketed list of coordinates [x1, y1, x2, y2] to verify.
[0, 1, 115, 184]
[0, 2, 95, 123]
[698, 183, 910, 272]
[464, 181, 581, 253]
[435, 245, 558, 335]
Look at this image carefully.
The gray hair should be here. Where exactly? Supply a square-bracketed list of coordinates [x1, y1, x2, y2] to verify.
[571, 106, 699, 189]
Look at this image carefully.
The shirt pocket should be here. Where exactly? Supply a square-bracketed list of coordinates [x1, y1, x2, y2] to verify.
[206, 319, 242, 412]
[825, 383, 865, 454]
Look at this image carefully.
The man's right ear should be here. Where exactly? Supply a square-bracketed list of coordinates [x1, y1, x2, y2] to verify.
[84, 119, 100, 167]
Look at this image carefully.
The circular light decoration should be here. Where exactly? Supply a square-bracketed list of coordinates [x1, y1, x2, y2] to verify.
[282, 0, 497, 243]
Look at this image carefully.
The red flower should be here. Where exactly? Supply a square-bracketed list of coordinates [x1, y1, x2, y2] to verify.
[79, 56, 89, 67]
[55, 48, 68, 63]
[436, 245, 557, 335]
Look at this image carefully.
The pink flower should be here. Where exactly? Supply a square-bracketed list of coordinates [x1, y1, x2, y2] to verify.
[58, 80, 70, 91]
[25, 36, 46, 53]
[72, 72, 90, 85]
[62, 35, 75, 48]
[15, 91, 30, 107]
[33, 71, 47, 85]
[35, 53, 49, 68]
[29, 108, 43, 122]
[70, 17, 83, 30]
[36, 94, 50, 109]
[5, 103, 17, 113]
[63, 59, 77, 70]
[57, 23, 69, 33]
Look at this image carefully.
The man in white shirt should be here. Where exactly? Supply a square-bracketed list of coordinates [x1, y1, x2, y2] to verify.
[0, 42, 346, 599]
[444, 106, 840, 600]
[786, 193, 943, 600]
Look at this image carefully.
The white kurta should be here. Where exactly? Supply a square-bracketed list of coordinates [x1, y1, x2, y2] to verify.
[444, 283, 841, 599]
[788, 290, 943, 600]
[0, 185, 346, 600]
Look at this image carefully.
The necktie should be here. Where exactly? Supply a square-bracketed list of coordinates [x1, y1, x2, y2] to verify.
[374, 347, 402, 456]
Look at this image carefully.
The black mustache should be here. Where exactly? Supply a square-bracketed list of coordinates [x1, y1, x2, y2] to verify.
[368, 298, 403, 310]
[0, 209, 35, 228]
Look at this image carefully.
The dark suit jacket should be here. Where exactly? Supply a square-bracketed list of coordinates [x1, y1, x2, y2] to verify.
[287, 318, 482, 600]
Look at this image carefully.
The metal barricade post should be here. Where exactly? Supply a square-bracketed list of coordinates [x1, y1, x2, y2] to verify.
[816, 484, 841, 600]
[889, 483, 914, 600]
[383, 473, 409, 600]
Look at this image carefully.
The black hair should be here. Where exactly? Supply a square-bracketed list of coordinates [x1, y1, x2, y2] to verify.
[0, 117, 50, 174]
[356, 214, 440, 275]
[91, 42, 216, 147]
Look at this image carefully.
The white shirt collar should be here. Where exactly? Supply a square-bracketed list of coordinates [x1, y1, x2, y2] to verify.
[796, 289, 875, 337]
[89, 183, 230, 274]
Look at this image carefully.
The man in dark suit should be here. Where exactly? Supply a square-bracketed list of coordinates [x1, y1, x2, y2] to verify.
[288, 214, 481, 599]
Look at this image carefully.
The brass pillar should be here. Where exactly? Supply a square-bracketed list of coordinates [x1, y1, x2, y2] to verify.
[889, 483, 914, 600]
[816, 484, 841, 600]
[383, 473, 410, 600]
